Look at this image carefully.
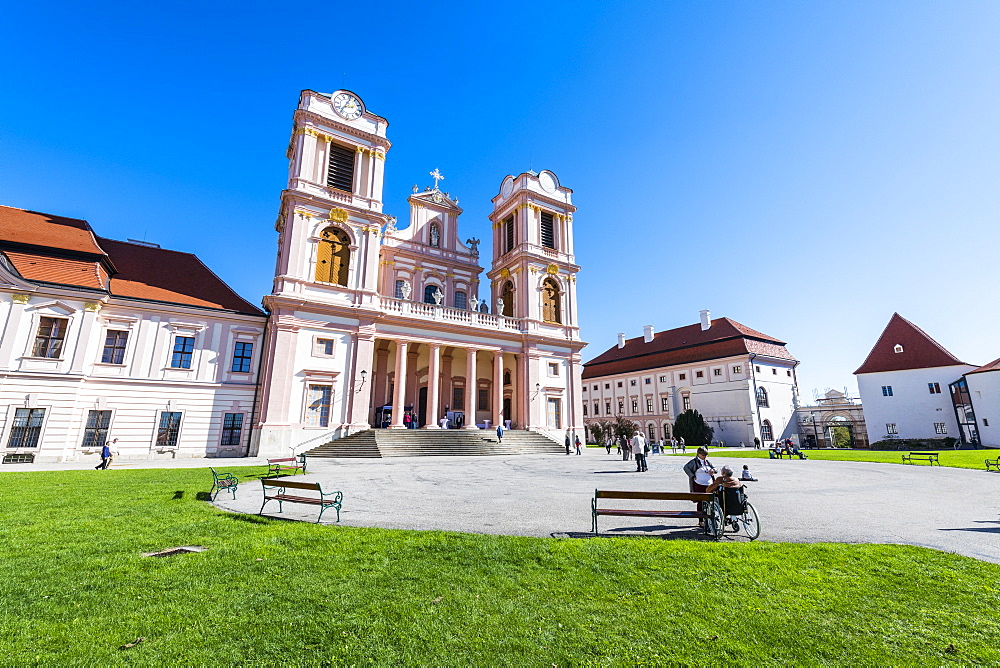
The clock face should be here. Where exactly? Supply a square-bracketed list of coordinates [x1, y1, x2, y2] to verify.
[332, 92, 364, 120]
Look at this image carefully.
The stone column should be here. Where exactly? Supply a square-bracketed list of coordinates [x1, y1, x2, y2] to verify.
[390, 340, 408, 429]
[424, 344, 441, 428]
[463, 348, 478, 429]
[493, 351, 505, 429]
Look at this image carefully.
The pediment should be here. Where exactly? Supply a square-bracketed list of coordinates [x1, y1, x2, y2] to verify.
[411, 189, 462, 211]
[26, 300, 77, 316]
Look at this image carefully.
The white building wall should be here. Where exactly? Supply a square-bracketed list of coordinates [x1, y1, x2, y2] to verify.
[965, 371, 1000, 448]
[856, 364, 975, 443]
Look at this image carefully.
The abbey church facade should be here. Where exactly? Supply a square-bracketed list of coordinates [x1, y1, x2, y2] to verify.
[0, 89, 586, 462]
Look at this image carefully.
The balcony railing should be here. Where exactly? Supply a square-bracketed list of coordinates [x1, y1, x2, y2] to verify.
[377, 296, 522, 332]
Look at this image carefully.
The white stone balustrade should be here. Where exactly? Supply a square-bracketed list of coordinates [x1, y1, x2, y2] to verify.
[377, 297, 522, 332]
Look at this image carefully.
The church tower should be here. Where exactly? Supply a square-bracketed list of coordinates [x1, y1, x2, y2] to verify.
[486, 170, 580, 337]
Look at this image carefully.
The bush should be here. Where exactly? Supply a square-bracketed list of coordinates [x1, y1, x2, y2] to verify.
[870, 437, 957, 451]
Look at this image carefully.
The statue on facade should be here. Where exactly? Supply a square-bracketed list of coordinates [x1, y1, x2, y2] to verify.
[432, 287, 443, 306]
[469, 295, 480, 312]
[496, 297, 505, 315]
[384, 216, 397, 235]
[400, 280, 412, 301]
[466, 237, 480, 256]
[430, 224, 440, 247]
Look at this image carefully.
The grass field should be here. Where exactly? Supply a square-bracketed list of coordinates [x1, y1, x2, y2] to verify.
[2, 467, 998, 665]
[667, 448, 998, 470]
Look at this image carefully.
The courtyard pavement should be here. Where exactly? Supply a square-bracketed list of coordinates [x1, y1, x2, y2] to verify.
[205, 449, 1000, 564]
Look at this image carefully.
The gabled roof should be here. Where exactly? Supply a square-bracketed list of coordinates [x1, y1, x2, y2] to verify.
[854, 313, 969, 375]
[967, 357, 1000, 375]
[582, 318, 796, 379]
[0, 204, 264, 315]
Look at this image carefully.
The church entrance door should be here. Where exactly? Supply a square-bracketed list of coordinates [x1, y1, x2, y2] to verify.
[418, 387, 428, 429]
[503, 397, 512, 427]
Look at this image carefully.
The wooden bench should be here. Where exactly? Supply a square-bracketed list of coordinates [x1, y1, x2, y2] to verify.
[260, 479, 342, 523]
[267, 456, 306, 477]
[210, 467, 239, 500]
[591, 490, 716, 535]
[985, 455, 1000, 471]
[901, 452, 940, 466]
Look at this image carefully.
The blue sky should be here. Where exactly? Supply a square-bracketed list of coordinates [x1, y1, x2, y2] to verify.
[2, 1, 998, 399]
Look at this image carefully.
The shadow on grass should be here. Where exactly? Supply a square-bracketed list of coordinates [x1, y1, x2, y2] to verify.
[195, 491, 213, 501]
[172, 491, 184, 500]
[556, 525, 723, 542]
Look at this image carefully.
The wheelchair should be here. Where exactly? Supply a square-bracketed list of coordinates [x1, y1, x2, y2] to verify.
[707, 485, 759, 540]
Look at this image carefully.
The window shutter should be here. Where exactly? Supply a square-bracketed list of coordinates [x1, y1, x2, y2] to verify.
[504, 218, 514, 253]
[327, 143, 356, 192]
[540, 212, 555, 249]
[316, 237, 334, 282]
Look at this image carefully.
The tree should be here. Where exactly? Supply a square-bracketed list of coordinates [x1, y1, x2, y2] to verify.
[588, 419, 612, 445]
[612, 414, 640, 443]
[673, 409, 714, 446]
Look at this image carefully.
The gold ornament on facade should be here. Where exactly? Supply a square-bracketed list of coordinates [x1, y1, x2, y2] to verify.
[295, 208, 315, 218]
[84, 302, 102, 312]
[328, 208, 349, 223]
[500, 268, 511, 279]
[546, 264, 559, 275]
[12, 294, 30, 304]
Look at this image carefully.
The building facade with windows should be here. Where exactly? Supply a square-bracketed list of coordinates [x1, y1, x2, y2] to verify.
[854, 313, 976, 444]
[253, 90, 585, 457]
[0, 206, 267, 463]
[581, 311, 799, 446]
[960, 358, 1000, 447]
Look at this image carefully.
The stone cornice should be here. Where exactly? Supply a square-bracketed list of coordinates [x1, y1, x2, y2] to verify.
[293, 109, 391, 150]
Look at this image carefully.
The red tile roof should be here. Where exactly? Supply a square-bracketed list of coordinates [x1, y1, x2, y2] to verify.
[854, 313, 969, 375]
[0, 205, 263, 315]
[967, 357, 1000, 375]
[98, 237, 262, 314]
[0, 205, 105, 255]
[582, 318, 796, 379]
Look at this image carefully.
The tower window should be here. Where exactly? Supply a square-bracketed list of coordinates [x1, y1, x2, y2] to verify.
[316, 227, 351, 285]
[326, 143, 355, 192]
[455, 291, 467, 310]
[540, 211, 555, 249]
[394, 279, 406, 299]
[503, 217, 514, 254]
[500, 281, 514, 317]
[423, 284, 442, 304]
[761, 419, 773, 441]
[541, 278, 561, 324]
[756, 387, 769, 408]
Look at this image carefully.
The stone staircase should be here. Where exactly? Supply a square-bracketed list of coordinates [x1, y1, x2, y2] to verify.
[304, 429, 564, 459]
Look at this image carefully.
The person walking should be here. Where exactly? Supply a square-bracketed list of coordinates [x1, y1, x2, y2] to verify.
[620, 434, 630, 461]
[575, 434, 582, 455]
[753, 437, 761, 450]
[677, 436, 686, 453]
[565, 430, 572, 455]
[605, 438, 612, 455]
[95, 438, 116, 470]
[631, 431, 648, 472]
[496, 422, 504, 443]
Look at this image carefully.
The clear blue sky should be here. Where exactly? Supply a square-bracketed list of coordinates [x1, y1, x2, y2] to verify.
[3, 1, 998, 399]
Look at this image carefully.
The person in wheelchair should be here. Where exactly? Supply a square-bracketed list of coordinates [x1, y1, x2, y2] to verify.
[706, 466, 748, 515]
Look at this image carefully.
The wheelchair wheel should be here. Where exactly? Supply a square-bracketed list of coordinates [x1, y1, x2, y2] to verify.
[740, 502, 760, 540]
[706, 500, 723, 538]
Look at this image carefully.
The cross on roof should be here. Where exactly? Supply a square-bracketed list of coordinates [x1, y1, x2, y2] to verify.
[429, 168, 444, 190]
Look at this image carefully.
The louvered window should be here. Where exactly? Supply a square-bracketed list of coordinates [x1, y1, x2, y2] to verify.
[503, 217, 514, 253]
[327, 143, 356, 192]
[540, 211, 555, 249]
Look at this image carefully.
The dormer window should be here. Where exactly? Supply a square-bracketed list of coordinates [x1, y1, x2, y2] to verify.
[327, 143, 355, 192]
[894, 344, 904, 353]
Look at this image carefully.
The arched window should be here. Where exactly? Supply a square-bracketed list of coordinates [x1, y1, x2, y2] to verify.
[454, 291, 467, 310]
[500, 281, 514, 317]
[663, 423, 671, 440]
[541, 278, 561, 324]
[316, 227, 350, 286]
[647, 424, 656, 441]
[429, 222, 441, 247]
[761, 419, 773, 441]
[756, 386, 769, 408]
[503, 370, 511, 386]
[423, 284, 442, 304]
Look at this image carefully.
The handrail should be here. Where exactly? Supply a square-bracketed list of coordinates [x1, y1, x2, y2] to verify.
[290, 430, 336, 456]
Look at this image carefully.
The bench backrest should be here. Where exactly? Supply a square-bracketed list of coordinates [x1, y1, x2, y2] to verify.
[908, 452, 938, 456]
[262, 478, 321, 491]
[595, 489, 713, 503]
[268, 457, 299, 464]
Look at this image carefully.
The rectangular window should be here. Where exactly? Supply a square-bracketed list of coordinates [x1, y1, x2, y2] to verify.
[101, 330, 129, 364]
[546, 397, 562, 429]
[755, 366, 761, 372]
[695, 371, 704, 378]
[659, 375, 666, 382]
[394, 279, 405, 299]
[644, 378, 651, 385]
[646, 398, 653, 412]
[679, 373, 686, 381]
[772, 368, 777, 375]
[452, 386, 465, 409]
[683, 396, 692, 411]
[582, 404, 588, 416]
[630, 379, 636, 386]
[886, 423, 898, 435]
[605, 383, 610, 390]
[617, 381, 623, 388]
[787, 370, 792, 376]
[928, 383, 941, 394]
[231, 342, 253, 373]
[221, 413, 244, 446]
[327, 142, 355, 192]
[540, 211, 555, 249]
[983, 418, 990, 427]
[8, 408, 45, 448]
[594, 402, 600, 415]
[156, 412, 182, 447]
[454, 291, 467, 310]
[32, 317, 68, 358]
[478, 388, 489, 411]
[314, 338, 335, 357]
[605, 402, 611, 415]
[934, 422, 947, 434]
[732, 366, 742, 374]
[305, 385, 332, 427]
[618, 400, 624, 413]
[631, 400, 639, 413]
[713, 368, 722, 377]
[661, 397, 669, 412]
[82, 410, 111, 448]
[503, 217, 514, 254]
[548, 363, 559, 376]
[593, 385, 598, 391]
[170, 336, 195, 369]
[882, 385, 893, 397]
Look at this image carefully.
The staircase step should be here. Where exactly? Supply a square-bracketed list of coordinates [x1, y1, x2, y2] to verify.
[304, 429, 562, 459]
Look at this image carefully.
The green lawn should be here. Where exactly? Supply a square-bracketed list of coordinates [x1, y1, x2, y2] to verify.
[667, 448, 999, 470]
[2, 468, 998, 664]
